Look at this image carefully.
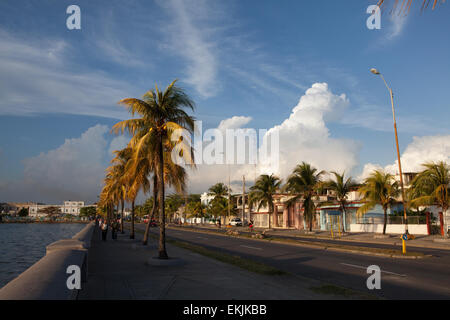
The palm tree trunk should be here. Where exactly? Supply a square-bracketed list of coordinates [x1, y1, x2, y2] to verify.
[383, 208, 387, 235]
[272, 207, 278, 228]
[143, 178, 158, 245]
[130, 200, 135, 239]
[158, 136, 168, 259]
[120, 199, 124, 234]
[341, 204, 346, 233]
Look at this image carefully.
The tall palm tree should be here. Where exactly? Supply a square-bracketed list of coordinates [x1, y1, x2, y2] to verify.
[357, 170, 400, 235]
[410, 161, 450, 237]
[377, 0, 443, 15]
[113, 80, 195, 259]
[284, 162, 324, 232]
[325, 172, 359, 233]
[249, 174, 282, 229]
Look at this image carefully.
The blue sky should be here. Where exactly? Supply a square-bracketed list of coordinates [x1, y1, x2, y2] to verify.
[0, 0, 449, 203]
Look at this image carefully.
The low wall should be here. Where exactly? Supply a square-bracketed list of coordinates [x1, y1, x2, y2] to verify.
[349, 223, 428, 235]
[0, 222, 95, 300]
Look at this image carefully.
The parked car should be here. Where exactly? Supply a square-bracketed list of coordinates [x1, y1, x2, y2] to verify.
[229, 218, 243, 226]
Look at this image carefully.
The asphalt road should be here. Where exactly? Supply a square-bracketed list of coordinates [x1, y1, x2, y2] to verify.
[140, 224, 450, 299]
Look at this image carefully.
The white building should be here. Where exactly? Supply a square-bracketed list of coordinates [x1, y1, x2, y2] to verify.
[29, 201, 87, 217]
[61, 201, 85, 215]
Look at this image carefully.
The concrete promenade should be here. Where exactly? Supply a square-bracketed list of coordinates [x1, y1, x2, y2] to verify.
[78, 227, 360, 300]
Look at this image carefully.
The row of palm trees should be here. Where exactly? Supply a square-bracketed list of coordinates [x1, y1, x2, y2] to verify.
[98, 80, 195, 259]
[246, 161, 449, 235]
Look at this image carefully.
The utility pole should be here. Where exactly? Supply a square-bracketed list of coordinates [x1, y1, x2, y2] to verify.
[242, 175, 246, 221]
[228, 166, 231, 221]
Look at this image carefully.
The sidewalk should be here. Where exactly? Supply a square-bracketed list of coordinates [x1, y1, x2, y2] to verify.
[173, 223, 450, 251]
[77, 227, 364, 300]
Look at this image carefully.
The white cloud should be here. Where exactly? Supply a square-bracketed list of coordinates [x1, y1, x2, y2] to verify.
[108, 135, 130, 158]
[360, 135, 450, 180]
[218, 116, 252, 131]
[0, 29, 133, 119]
[258, 83, 359, 179]
[158, 0, 219, 98]
[386, 14, 408, 40]
[186, 83, 360, 193]
[0, 125, 128, 204]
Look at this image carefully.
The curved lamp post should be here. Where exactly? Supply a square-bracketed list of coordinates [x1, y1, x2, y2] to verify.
[370, 68, 409, 235]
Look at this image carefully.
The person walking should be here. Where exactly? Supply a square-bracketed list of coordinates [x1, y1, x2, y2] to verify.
[112, 219, 119, 240]
[101, 219, 108, 241]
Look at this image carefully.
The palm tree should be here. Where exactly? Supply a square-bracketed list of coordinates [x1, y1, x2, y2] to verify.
[284, 162, 324, 232]
[357, 170, 400, 235]
[113, 80, 195, 259]
[377, 0, 443, 15]
[325, 172, 359, 233]
[208, 183, 229, 224]
[409, 161, 450, 237]
[110, 147, 133, 234]
[249, 174, 282, 229]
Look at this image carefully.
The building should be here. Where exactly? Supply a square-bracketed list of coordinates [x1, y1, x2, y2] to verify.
[28, 200, 90, 217]
[61, 201, 85, 215]
[0, 202, 34, 215]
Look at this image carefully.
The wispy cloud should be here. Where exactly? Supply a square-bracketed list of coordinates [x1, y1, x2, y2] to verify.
[386, 14, 408, 40]
[158, 0, 219, 98]
[0, 29, 134, 119]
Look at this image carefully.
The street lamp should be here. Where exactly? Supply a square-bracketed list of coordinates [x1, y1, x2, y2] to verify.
[370, 68, 409, 235]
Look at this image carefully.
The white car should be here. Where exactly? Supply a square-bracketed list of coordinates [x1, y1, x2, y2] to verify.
[229, 218, 243, 226]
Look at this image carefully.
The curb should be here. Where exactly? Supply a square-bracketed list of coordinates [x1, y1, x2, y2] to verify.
[171, 225, 450, 251]
[168, 226, 430, 260]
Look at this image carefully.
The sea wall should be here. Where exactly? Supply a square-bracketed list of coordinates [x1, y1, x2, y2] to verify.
[0, 222, 95, 300]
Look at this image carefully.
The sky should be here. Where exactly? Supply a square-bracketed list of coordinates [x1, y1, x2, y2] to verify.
[0, 0, 449, 204]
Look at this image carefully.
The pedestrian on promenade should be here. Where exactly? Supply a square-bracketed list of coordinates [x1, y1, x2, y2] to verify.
[111, 219, 119, 240]
[217, 219, 221, 229]
[101, 220, 108, 241]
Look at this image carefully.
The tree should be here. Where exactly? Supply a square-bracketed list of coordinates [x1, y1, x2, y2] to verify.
[409, 161, 450, 237]
[284, 162, 324, 232]
[113, 80, 195, 259]
[38, 206, 61, 218]
[207, 196, 232, 222]
[80, 206, 96, 218]
[165, 193, 184, 222]
[208, 183, 230, 224]
[357, 170, 400, 235]
[249, 174, 282, 229]
[325, 172, 359, 232]
[18, 208, 29, 217]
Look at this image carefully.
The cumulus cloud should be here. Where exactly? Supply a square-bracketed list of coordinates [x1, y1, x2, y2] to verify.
[0, 125, 123, 204]
[186, 83, 361, 193]
[218, 116, 252, 131]
[258, 83, 359, 179]
[360, 135, 450, 180]
[108, 135, 130, 157]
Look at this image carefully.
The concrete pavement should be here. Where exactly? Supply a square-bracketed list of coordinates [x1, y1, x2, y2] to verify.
[78, 227, 361, 300]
